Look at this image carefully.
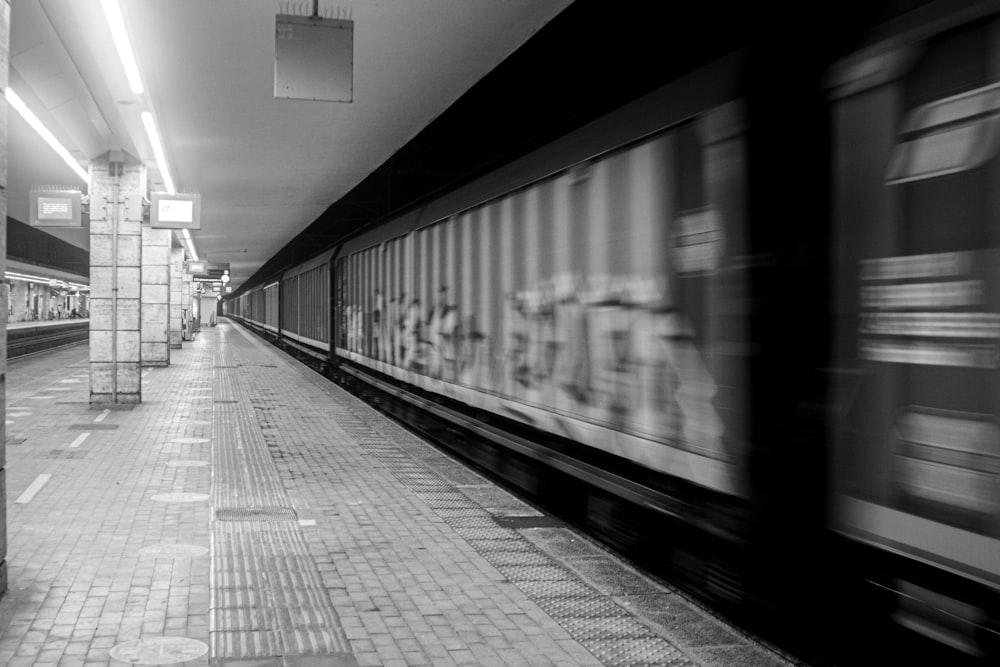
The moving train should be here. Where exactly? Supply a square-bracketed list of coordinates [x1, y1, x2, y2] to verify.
[228, 2, 1000, 662]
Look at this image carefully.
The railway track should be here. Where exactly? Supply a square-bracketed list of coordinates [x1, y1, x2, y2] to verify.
[7, 321, 89, 359]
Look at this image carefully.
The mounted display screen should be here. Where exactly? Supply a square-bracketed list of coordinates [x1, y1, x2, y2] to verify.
[185, 260, 207, 275]
[151, 192, 201, 229]
[29, 189, 82, 227]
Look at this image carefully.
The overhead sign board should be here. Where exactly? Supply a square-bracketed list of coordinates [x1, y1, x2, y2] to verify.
[275, 15, 353, 102]
[151, 192, 201, 229]
[29, 189, 82, 227]
[185, 260, 208, 275]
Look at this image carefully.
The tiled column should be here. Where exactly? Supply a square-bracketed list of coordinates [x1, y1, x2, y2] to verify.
[10, 281, 25, 322]
[0, 0, 11, 596]
[140, 225, 171, 366]
[182, 268, 192, 340]
[89, 154, 144, 404]
[170, 247, 183, 348]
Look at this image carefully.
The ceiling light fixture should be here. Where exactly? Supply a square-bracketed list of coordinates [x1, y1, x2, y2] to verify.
[141, 111, 175, 194]
[105, 0, 199, 263]
[5, 88, 89, 183]
[6, 271, 54, 283]
[181, 229, 199, 261]
[140, 112, 197, 260]
[100, 0, 144, 95]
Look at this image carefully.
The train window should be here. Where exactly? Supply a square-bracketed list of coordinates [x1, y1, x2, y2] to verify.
[886, 82, 1000, 184]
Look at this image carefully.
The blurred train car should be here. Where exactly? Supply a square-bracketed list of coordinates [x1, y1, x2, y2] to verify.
[227, 1, 1000, 662]
[328, 56, 768, 646]
[829, 2, 1000, 659]
[336, 66, 748, 504]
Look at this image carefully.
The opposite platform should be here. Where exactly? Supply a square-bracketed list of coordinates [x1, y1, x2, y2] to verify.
[0, 320, 795, 666]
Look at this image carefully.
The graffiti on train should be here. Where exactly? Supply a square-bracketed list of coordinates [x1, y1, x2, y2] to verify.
[344, 274, 725, 456]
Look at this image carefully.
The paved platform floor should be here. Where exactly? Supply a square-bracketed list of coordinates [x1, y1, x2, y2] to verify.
[0, 320, 796, 666]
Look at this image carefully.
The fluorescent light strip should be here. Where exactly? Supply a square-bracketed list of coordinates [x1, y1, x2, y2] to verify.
[107, 1, 199, 263]
[139, 105, 199, 262]
[142, 113, 197, 262]
[6, 271, 52, 282]
[176, 231, 198, 261]
[180, 229, 199, 261]
[5, 88, 89, 183]
[141, 112, 175, 194]
[4, 272, 89, 290]
[143, 113, 199, 260]
[100, 0, 144, 95]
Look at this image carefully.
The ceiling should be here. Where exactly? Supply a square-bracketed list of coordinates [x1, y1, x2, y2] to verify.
[9, 1, 918, 295]
[7, 0, 575, 289]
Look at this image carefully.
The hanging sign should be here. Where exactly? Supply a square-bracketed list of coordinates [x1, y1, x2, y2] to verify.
[29, 189, 82, 227]
[151, 192, 201, 229]
[185, 260, 208, 275]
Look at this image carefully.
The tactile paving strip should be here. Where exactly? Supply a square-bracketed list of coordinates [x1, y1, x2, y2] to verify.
[498, 564, 577, 581]
[209, 329, 351, 661]
[224, 325, 700, 667]
[536, 595, 630, 618]
[560, 615, 659, 639]
[318, 388, 698, 667]
[212, 399, 290, 508]
[451, 524, 521, 541]
[418, 494, 482, 509]
[464, 537, 538, 552]
[210, 606, 275, 632]
[485, 550, 551, 567]
[587, 637, 692, 666]
[211, 630, 280, 660]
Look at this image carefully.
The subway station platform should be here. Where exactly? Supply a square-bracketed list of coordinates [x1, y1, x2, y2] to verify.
[0, 320, 794, 667]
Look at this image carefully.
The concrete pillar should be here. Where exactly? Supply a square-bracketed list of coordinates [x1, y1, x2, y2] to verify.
[89, 154, 144, 404]
[182, 268, 192, 340]
[0, 0, 11, 597]
[43, 285, 53, 320]
[140, 225, 170, 366]
[169, 247, 183, 348]
[10, 281, 25, 322]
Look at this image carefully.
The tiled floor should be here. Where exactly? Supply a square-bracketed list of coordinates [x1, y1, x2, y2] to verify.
[0, 322, 793, 666]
